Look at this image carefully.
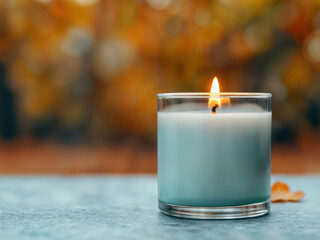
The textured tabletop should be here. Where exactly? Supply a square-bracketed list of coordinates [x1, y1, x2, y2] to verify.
[0, 175, 319, 240]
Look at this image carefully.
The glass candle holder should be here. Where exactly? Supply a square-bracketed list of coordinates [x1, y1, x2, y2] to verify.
[157, 93, 272, 219]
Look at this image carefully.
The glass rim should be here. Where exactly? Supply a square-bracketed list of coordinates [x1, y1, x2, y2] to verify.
[157, 92, 272, 99]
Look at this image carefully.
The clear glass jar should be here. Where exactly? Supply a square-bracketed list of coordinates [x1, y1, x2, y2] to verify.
[157, 93, 272, 219]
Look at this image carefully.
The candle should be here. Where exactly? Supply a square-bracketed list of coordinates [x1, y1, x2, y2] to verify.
[157, 77, 272, 219]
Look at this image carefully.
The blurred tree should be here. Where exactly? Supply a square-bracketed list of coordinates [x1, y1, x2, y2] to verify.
[0, 64, 17, 140]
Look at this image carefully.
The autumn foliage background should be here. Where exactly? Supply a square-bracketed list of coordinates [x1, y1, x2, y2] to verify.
[0, 0, 319, 173]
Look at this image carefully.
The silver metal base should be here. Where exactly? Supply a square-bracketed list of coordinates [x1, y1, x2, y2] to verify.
[159, 200, 270, 219]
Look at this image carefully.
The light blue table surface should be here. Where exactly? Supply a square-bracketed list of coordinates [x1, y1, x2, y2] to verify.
[0, 175, 319, 240]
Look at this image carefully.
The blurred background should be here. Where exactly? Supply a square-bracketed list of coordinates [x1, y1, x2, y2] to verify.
[0, 0, 319, 174]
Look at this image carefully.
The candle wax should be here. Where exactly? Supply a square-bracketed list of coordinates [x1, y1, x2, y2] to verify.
[157, 110, 271, 207]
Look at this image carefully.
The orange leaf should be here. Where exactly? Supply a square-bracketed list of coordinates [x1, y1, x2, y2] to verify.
[271, 181, 290, 192]
[271, 192, 290, 202]
[288, 191, 305, 202]
[271, 181, 305, 203]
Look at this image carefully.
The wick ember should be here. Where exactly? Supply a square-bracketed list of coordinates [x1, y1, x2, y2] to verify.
[212, 104, 219, 114]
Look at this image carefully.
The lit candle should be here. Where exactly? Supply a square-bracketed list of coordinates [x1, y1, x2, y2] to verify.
[157, 77, 272, 219]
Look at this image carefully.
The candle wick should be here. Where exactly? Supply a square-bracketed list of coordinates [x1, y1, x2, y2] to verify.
[212, 104, 219, 114]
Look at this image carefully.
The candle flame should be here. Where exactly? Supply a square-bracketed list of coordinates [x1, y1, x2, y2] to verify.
[209, 77, 220, 109]
[208, 77, 230, 112]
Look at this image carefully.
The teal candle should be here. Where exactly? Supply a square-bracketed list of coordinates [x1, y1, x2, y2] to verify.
[157, 90, 272, 219]
[158, 110, 271, 207]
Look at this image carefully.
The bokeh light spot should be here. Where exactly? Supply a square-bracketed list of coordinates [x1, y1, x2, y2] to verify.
[146, 0, 171, 10]
[70, 0, 100, 6]
[61, 28, 93, 56]
[93, 39, 135, 79]
[305, 32, 320, 63]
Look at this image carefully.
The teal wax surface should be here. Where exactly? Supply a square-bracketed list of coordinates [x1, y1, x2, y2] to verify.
[157, 111, 271, 207]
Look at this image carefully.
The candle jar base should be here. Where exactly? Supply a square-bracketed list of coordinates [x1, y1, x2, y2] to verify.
[159, 200, 270, 219]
